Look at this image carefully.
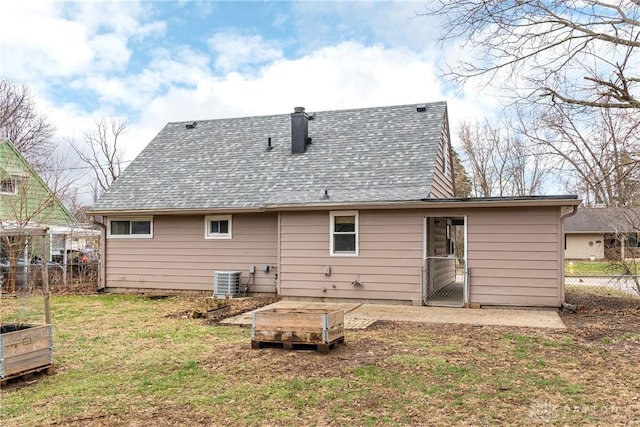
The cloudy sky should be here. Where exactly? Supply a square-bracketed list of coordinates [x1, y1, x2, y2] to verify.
[2, 1, 496, 179]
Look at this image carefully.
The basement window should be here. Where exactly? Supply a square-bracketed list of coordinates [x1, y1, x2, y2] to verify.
[205, 215, 232, 239]
[330, 211, 358, 256]
[1, 177, 17, 194]
[108, 218, 153, 238]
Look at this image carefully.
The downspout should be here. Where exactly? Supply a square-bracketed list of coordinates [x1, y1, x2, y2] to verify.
[560, 205, 578, 312]
[463, 215, 469, 307]
[276, 212, 281, 296]
[91, 216, 107, 292]
[421, 215, 427, 305]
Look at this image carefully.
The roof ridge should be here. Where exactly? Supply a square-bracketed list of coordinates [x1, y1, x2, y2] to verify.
[167, 101, 447, 125]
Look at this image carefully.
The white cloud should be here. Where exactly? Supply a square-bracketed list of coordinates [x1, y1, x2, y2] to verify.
[0, 0, 164, 81]
[1, 2, 93, 80]
[89, 33, 133, 73]
[70, 45, 212, 111]
[207, 31, 284, 72]
[211, 42, 438, 112]
[272, 12, 289, 27]
[36, 38, 492, 163]
[290, 2, 444, 56]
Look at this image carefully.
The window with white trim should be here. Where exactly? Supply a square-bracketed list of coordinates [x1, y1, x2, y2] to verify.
[107, 218, 153, 238]
[1, 177, 17, 194]
[205, 215, 232, 239]
[330, 211, 358, 256]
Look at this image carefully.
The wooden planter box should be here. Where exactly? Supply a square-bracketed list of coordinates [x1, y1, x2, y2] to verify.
[251, 308, 344, 352]
[1, 323, 54, 380]
[205, 296, 231, 320]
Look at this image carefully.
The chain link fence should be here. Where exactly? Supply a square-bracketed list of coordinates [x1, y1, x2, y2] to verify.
[2, 225, 101, 294]
[0, 260, 99, 293]
[565, 273, 640, 296]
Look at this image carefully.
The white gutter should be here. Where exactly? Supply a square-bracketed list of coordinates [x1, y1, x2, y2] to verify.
[88, 197, 581, 216]
[263, 198, 581, 211]
[87, 207, 264, 216]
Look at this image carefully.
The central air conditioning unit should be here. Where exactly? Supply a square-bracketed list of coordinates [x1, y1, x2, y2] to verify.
[214, 271, 242, 297]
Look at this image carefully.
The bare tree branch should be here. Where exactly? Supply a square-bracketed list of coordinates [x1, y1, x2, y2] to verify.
[0, 80, 56, 166]
[70, 118, 127, 202]
[516, 102, 640, 206]
[457, 119, 549, 197]
[426, 1, 640, 109]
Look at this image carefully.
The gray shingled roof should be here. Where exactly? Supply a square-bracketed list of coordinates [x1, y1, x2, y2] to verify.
[90, 102, 447, 212]
[565, 208, 640, 233]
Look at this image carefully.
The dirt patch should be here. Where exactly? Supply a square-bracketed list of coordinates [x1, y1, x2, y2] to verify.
[565, 286, 640, 312]
[560, 287, 640, 365]
[50, 281, 100, 296]
[164, 296, 280, 321]
[209, 296, 280, 322]
[561, 287, 640, 333]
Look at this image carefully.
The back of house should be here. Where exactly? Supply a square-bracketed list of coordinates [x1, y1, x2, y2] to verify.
[89, 103, 579, 308]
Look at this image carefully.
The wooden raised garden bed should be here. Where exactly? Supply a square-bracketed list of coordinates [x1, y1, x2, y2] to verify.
[205, 296, 231, 320]
[1, 323, 54, 381]
[251, 308, 345, 353]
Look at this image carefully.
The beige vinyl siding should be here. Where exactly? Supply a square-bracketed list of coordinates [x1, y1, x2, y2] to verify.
[105, 213, 277, 293]
[279, 210, 423, 303]
[102, 203, 567, 307]
[466, 206, 562, 307]
[428, 111, 455, 198]
[565, 233, 605, 260]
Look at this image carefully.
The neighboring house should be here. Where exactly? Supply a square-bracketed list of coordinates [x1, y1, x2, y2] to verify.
[1, 139, 78, 261]
[565, 207, 640, 260]
[1, 139, 78, 288]
[1, 139, 75, 229]
[1, 140, 103, 291]
[89, 102, 579, 307]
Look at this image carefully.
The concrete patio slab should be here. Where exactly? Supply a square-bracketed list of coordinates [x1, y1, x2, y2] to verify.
[220, 300, 566, 329]
[350, 304, 566, 329]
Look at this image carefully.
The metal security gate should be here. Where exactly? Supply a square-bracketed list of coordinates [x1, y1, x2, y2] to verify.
[423, 256, 467, 307]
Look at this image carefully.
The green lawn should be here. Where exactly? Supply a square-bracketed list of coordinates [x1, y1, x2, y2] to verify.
[1, 293, 639, 426]
[565, 260, 637, 275]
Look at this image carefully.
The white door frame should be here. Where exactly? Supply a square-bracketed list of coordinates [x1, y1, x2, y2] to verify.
[421, 215, 468, 306]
